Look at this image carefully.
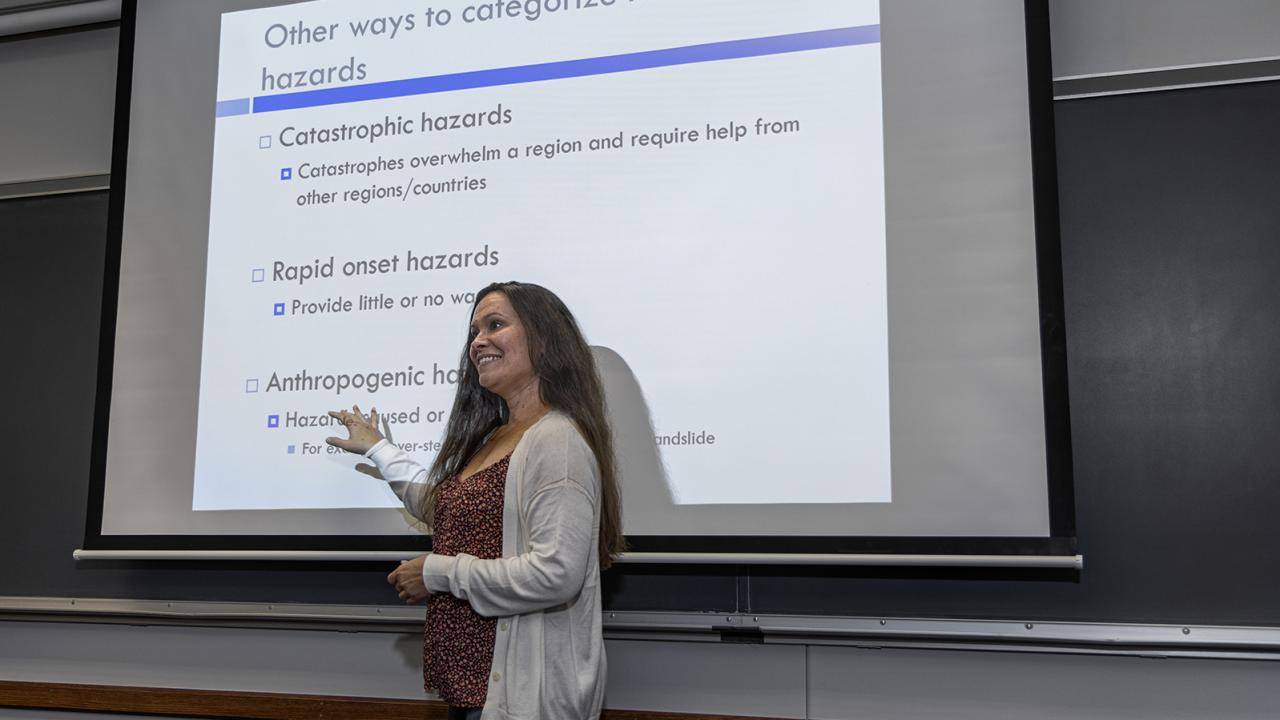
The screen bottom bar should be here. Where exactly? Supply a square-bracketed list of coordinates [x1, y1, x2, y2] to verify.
[73, 549, 1083, 569]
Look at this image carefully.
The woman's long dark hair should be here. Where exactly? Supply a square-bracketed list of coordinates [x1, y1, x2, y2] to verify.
[419, 282, 625, 568]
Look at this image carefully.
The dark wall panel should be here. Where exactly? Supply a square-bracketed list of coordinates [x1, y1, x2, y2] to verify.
[748, 80, 1280, 625]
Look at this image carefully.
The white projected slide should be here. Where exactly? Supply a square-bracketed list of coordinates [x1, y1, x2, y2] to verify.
[193, 0, 888, 511]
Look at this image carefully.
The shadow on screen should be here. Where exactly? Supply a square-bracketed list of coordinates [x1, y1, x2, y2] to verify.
[592, 345, 677, 522]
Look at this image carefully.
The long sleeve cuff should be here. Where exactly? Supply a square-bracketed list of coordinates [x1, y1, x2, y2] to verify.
[424, 551, 457, 594]
[361, 438, 429, 519]
[364, 438, 391, 460]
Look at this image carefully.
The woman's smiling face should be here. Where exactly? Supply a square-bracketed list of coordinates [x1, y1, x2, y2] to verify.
[469, 291, 536, 396]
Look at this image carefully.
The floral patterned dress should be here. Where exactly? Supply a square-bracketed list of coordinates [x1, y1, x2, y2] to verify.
[423, 454, 509, 708]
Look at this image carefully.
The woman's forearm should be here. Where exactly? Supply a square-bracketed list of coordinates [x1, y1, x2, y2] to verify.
[365, 439, 432, 519]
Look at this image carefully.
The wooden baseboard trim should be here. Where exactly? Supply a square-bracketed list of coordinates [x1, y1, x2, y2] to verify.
[0, 681, 777, 720]
[0, 681, 442, 719]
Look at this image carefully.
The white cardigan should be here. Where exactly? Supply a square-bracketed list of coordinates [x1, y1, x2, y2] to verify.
[365, 411, 606, 720]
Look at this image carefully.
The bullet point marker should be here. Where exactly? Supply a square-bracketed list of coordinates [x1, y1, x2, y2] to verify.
[273, 302, 285, 316]
[280, 167, 292, 180]
[258, 135, 272, 149]
[251, 268, 265, 283]
[287, 445, 296, 455]
[245, 379, 259, 393]
[268, 414, 279, 428]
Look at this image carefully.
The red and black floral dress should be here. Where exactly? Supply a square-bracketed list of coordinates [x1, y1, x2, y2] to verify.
[423, 454, 509, 708]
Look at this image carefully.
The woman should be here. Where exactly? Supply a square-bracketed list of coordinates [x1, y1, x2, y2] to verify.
[326, 281, 624, 720]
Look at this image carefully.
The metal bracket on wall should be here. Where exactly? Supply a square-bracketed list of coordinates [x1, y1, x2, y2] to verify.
[1054, 56, 1280, 100]
[0, 0, 120, 39]
[0, 174, 109, 200]
[3, 596, 1278, 662]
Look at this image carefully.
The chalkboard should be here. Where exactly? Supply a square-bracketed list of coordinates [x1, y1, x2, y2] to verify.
[4, 78, 1280, 625]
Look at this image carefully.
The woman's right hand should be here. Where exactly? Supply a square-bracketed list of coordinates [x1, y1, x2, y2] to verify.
[326, 404, 385, 455]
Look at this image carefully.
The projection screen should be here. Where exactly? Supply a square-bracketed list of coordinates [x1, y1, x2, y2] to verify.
[85, 0, 1076, 562]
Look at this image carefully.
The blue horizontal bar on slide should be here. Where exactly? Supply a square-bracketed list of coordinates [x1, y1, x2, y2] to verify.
[215, 24, 879, 118]
[214, 97, 251, 117]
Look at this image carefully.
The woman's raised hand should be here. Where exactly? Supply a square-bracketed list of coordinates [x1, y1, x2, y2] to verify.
[325, 404, 385, 455]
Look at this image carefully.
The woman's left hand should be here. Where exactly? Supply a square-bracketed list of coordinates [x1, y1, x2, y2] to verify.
[387, 555, 431, 604]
